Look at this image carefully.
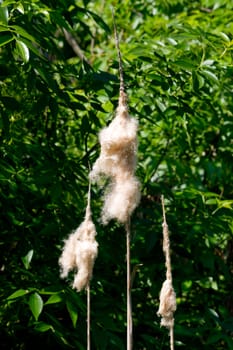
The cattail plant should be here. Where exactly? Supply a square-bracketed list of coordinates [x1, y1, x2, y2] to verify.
[90, 12, 140, 350]
[90, 71, 140, 225]
[58, 14, 140, 349]
[157, 195, 176, 350]
[59, 183, 98, 350]
[59, 184, 98, 291]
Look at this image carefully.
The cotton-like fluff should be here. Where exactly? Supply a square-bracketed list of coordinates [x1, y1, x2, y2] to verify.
[90, 91, 140, 224]
[59, 214, 98, 292]
[91, 115, 138, 179]
[102, 176, 140, 224]
[157, 196, 177, 333]
[157, 279, 177, 328]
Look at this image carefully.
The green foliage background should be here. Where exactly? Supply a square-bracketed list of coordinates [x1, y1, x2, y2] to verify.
[0, 0, 233, 349]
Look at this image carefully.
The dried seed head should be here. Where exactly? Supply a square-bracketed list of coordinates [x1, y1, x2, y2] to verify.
[90, 93, 140, 223]
[59, 216, 98, 292]
[73, 238, 98, 291]
[102, 176, 140, 224]
[90, 111, 138, 180]
[157, 279, 176, 328]
[59, 229, 77, 279]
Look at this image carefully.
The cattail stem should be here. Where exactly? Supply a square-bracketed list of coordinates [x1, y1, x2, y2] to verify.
[125, 218, 133, 350]
[159, 195, 176, 350]
[161, 195, 172, 282]
[85, 180, 92, 221]
[112, 7, 124, 94]
[87, 284, 91, 350]
[86, 182, 92, 350]
[170, 325, 174, 350]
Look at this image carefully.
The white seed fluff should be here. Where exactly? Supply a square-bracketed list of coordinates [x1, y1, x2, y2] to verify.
[59, 217, 98, 292]
[157, 279, 177, 328]
[102, 176, 140, 224]
[90, 91, 140, 224]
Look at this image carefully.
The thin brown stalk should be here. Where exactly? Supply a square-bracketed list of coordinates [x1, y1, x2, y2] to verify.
[86, 182, 92, 350]
[170, 325, 174, 350]
[112, 8, 124, 94]
[111, 10, 135, 350]
[161, 195, 172, 282]
[125, 218, 133, 350]
[87, 284, 91, 350]
[63, 28, 89, 63]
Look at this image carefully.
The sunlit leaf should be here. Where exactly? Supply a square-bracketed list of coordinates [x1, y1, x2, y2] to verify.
[28, 293, 43, 321]
[66, 301, 78, 328]
[45, 294, 63, 305]
[7, 289, 28, 300]
[15, 40, 30, 62]
[0, 5, 8, 25]
[21, 249, 34, 270]
[11, 25, 36, 42]
[16, 3, 24, 14]
[201, 69, 219, 84]
[34, 322, 53, 332]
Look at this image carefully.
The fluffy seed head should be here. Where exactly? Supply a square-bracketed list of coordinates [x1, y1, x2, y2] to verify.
[90, 92, 140, 224]
[59, 217, 98, 292]
[157, 279, 176, 328]
[102, 176, 140, 224]
[90, 112, 138, 180]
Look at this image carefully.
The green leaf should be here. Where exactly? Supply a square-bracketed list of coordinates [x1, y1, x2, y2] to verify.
[102, 100, 114, 112]
[212, 199, 233, 214]
[201, 69, 219, 84]
[66, 301, 78, 328]
[0, 5, 8, 25]
[1, 0, 15, 5]
[0, 23, 7, 31]
[173, 59, 196, 70]
[15, 40, 30, 62]
[34, 322, 53, 332]
[87, 10, 110, 33]
[127, 45, 149, 58]
[205, 198, 218, 205]
[28, 293, 43, 321]
[18, 36, 44, 59]
[218, 200, 233, 209]
[197, 72, 205, 88]
[21, 249, 33, 270]
[16, 3, 24, 14]
[7, 289, 28, 300]
[219, 31, 230, 42]
[208, 308, 219, 319]
[45, 293, 63, 305]
[11, 25, 37, 42]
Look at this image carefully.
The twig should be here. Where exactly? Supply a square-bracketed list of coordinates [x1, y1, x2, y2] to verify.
[112, 11, 124, 94]
[111, 7, 127, 107]
[63, 28, 90, 63]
